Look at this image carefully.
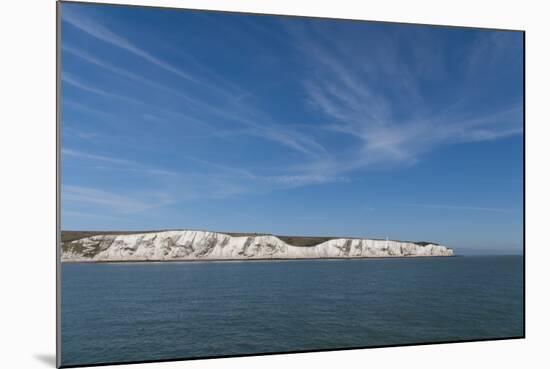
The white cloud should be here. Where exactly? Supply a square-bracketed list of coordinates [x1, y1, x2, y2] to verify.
[62, 148, 135, 166]
[62, 44, 207, 110]
[284, 22, 523, 175]
[62, 185, 168, 214]
[61, 14, 523, 213]
[63, 42, 327, 157]
[62, 6, 199, 84]
[62, 72, 143, 105]
[405, 203, 518, 213]
[62, 148, 179, 177]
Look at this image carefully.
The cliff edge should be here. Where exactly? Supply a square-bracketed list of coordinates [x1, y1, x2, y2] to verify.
[61, 230, 453, 262]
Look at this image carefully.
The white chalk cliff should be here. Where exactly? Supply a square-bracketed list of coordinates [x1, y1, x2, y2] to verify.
[61, 230, 453, 262]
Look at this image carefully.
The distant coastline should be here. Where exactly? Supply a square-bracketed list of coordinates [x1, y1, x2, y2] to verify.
[61, 229, 453, 263]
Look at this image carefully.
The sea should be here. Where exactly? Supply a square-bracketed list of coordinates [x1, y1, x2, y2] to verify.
[60, 255, 523, 366]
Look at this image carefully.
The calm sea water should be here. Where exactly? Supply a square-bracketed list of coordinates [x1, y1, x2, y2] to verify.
[61, 256, 523, 366]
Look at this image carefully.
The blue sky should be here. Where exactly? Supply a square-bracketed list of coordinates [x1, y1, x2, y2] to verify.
[60, 3, 524, 254]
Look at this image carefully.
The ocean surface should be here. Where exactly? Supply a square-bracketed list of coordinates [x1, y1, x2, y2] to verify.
[60, 256, 523, 366]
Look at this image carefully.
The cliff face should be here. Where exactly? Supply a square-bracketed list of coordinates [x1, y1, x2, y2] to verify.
[61, 230, 453, 262]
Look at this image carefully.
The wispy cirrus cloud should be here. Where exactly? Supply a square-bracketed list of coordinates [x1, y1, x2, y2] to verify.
[61, 5, 199, 85]
[62, 147, 345, 216]
[61, 10, 522, 209]
[62, 98, 117, 120]
[61, 62, 213, 129]
[62, 148, 135, 166]
[61, 7, 327, 158]
[62, 151, 180, 215]
[61, 6, 252, 101]
[62, 42, 327, 157]
[62, 72, 143, 105]
[62, 126, 100, 142]
[62, 185, 173, 214]
[405, 203, 518, 213]
[62, 44, 208, 110]
[281, 22, 523, 175]
[466, 31, 523, 74]
[59, 7, 523, 245]
[62, 148, 179, 177]
[62, 210, 125, 222]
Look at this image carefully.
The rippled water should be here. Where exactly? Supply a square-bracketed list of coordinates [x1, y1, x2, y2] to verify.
[60, 256, 523, 366]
